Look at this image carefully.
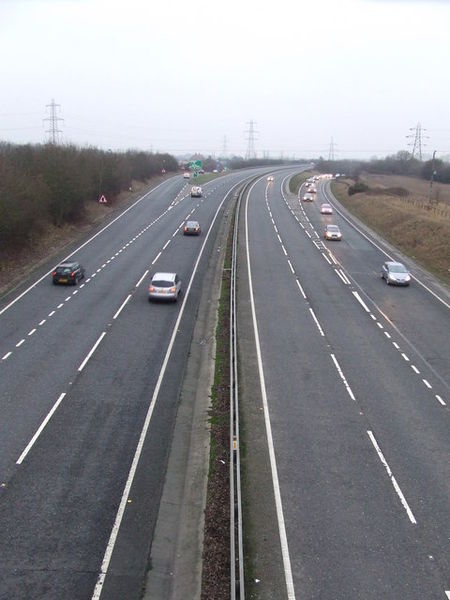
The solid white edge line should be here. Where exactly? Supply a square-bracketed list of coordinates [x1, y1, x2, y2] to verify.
[17, 393, 67, 464]
[309, 308, 325, 337]
[78, 332, 107, 372]
[135, 270, 149, 288]
[246, 177, 296, 600]
[367, 430, 417, 524]
[0, 178, 172, 317]
[352, 290, 371, 312]
[113, 295, 132, 320]
[91, 178, 243, 600]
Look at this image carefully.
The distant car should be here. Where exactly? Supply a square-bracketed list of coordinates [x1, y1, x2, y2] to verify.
[190, 185, 203, 198]
[183, 220, 201, 236]
[381, 261, 411, 286]
[148, 272, 182, 302]
[183, 172, 190, 179]
[320, 203, 333, 214]
[52, 261, 85, 285]
[302, 193, 315, 202]
[267, 175, 274, 182]
[324, 224, 342, 241]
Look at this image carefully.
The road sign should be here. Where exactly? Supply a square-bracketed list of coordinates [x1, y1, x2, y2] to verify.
[189, 160, 202, 171]
[98, 194, 108, 204]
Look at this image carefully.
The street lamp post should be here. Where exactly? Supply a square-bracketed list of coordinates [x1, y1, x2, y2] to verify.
[429, 150, 437, 207]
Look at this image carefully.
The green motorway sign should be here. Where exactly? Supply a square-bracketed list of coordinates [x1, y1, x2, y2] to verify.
[189, 160, 202, 171]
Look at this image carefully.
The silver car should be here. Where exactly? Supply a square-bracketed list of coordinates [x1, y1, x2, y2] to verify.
[381, 261, 411, 286]
[324, 224, 342, 240]
[148, 272, 182, 302]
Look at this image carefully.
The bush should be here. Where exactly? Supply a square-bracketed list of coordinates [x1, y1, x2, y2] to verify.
[348, 182, 369, 195]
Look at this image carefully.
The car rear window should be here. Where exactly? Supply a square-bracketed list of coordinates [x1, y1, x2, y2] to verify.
[152, 280, 173, 287]
[56, 266, 73, 273]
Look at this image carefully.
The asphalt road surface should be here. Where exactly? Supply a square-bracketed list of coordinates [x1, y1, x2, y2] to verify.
[0, 170, 265, 600]
[239, 172, 450, 599]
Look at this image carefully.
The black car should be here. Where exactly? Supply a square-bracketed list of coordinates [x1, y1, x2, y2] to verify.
[52, 261, 85, 285]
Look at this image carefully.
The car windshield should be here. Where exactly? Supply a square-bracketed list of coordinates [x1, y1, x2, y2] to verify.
[57, 266, 73, 273]
[328, 226, 339, 232]
[389, 264, 407, 273]
[152, 280, 173, 287]
[186, 222, 198, 227]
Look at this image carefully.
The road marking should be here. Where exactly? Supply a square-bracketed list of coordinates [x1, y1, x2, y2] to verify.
[57, 303, 64, 309]
[48, 311, 56, 317]
[244, 179, 296, 600]
[16, 339, 25, 347]
[436, 395, 446, 406]
[423, 379, 432, 389]
[367, 430, 417, 524]
[162, 239, 171, 250]
[384, 331, 391, 339]
[28, 329, 36, 336]
[136, 270, 149, 288]
[287, 260, 295, 274]
[78, 332, 107, 372]
[352, 291, 370, 312]
[411, 365, 420, 374]
[296, 279, 306, 299]
[445, 591, 450, 599]
[152, 252, 162, 265]
[322, 253, 332, 265]
[113, 295, 132, 320]
[338, 269, 351, 284]
[17, 393, 67, 465]
[281, 245, 288, 256]
[377, 322, 384, 329]
[39, 320, 46, 326]
[330, 354, 355, 401]
[334, 269, 347, 285]
[2, 352, 12, 360]
[393, 342, 400, 349]
[309, 308, 325, 337]
[401, 353, 410, 361]
[305, 230, 311, 238]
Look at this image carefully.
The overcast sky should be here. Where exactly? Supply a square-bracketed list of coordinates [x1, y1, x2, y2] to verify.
[1, 0, 449, 159]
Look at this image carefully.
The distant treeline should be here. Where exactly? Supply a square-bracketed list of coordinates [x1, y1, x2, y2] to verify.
[0, 142, 178, 252]
[316, 151, 450, 184]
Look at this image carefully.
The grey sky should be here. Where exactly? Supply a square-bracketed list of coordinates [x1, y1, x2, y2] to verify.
[1, 0, 449, 159]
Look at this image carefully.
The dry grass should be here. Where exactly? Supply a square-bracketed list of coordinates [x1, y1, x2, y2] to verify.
[332, 177, 450, 285]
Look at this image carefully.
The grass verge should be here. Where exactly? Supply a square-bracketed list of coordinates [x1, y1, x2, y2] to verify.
[200, 203, 235, 600]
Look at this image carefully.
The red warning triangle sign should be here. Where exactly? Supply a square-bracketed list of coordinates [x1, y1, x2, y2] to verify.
[98, 194, 107, 204]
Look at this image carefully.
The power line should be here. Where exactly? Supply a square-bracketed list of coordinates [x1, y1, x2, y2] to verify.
[43, 99, 63, 144]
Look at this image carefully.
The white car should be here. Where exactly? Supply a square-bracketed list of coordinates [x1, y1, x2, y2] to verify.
[320, 203, 333, 214]
[183, 172, 190, 179]
[302, 193, 315, 202]
[148, 272, 182, 302]
[190, 186, 203, 198]
[324, 224, 342, 241]
[267, 175, 274, 182]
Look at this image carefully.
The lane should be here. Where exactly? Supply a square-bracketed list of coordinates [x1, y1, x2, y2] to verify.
[0, 169, 259, 599]
[240, 171, 450, 599]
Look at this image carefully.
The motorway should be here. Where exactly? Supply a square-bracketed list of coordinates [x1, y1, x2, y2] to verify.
[238, 173, 450, 599]
[0, 170, 261, 600]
